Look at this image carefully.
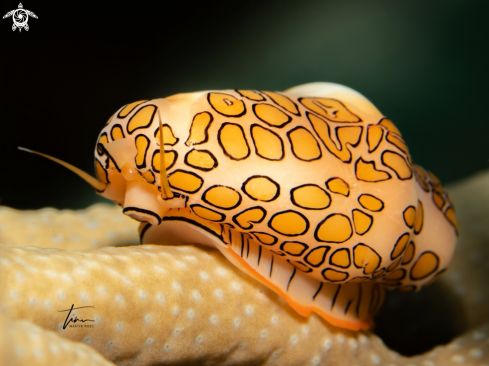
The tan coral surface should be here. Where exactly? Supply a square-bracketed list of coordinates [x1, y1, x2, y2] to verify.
[0, 171, 489, 366]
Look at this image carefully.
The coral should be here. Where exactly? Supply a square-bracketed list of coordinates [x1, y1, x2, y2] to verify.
[0, 170, 488, 365]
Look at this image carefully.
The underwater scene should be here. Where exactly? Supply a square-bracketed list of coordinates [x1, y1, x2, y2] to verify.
[1, 1, 488, 365]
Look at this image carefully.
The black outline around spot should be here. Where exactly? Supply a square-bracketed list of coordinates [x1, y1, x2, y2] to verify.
[241, 175, 280, 202]
[232, 206, 267, 230]
[97, 132, 108, 156]
[202, 185, 243, 211]
[305, 112, 354, 163]
[381, 150, 413, 180]
[410, 251, 440, 281]
[184, 149, 218, 172]
[185, 111, 213, 147]
[235, 89, 265, 101]
[152, 149, 177, 173]
[153, 124, 179, 146]
[414, 200, 424, 235]
[267, 209, 310, 237]
[286, 126, 322, 161]
[287, 260, 312, 273]
[110, 124, 125, 141]
[140, 169, 155, 184]
[261, 90, 301, 116]
[321, 268, 349, 282]
[298, 97, 361, 123]
[94, 158, 110, 184]
[367, 124, 384, 153]
[354, 158, 392, 182]
[304, 246, 331, 268]
[390, 233, 410, 260]
[334, 125, 363, 149]
[167, 169, 204, 194]
[190, 204, 226, 223]
[325, 177, 350, 197]
[207, 92, 246, 118]
[353, 243, 381, 274]
[162, 215, 223, 242]
[403, 206, 416, 228]
[351, 209, 373, 236]
[290, 184, 331, 210]
[314, 213, 353, 243]
[117, 100, 147, 119]
[127, 104, 157, 135]
[280, 241, 309, 257]
[383, 268, 406, 281]
[122, 206, 162, 225]
[401, 241, 416, 265]
[252, 103, 292, 129]
[329, 248, 351, 269]
[135, 134, 150, 169]
[250, 124, 285, 161]
[358, 194, 385, 212]
[250, 231, 278, 246]
[217, 122, 251, 161]
[138, 222, 151, 244]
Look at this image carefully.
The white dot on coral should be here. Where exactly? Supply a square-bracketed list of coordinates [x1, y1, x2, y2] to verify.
[473, 330, 486, 341]
[312, 357, 321, 365]
[370, 353, 381, 365]
[323, 339, 332, 351]
[98, 287, 107, 295]
[359, 334, 368, 345]
[422, 360, 435, 366]
[261, 330, 267, 338]
[61, 274, 72, 282]
[172, 307, 180, 316]
[116, 322, 123, 331]
[245, 305, 254, 316]
[156, 293, 165, 303]
[349, 338, 358, 350]
[43, 300, 52, 309]
[469, 348, 483, 358]
[234, 318, 240, 328]
[10, 290, 18, 299]
[29, 297, 37, 306]
[272, 351, 281, 358]
[238, 343, 246, 351]
[33, 348, 43, 358]
[231, 282, 241, 292]
[107, 340, 114, 347]
[172, 282, 182, 291]
[216, 267, 227, 276]
[271, 315, 279, 325]
[138, 290, 147, 299]
[163, 344, 171, 352]
[290, 335, 299, 345]
[16, 273, 24, 282]
[146, 338, 154, 345]
[83, 336, 91, 344]
[336, 334, 345, 343]
[187, 310, 195, 319]
[210, 315, 218, 325]
[49, 344, 59, 354]
[192, 290, 201, 300]
[86, 220, 100, 230]
[214, 289, 223, 299]
[302, 325, 310, 335]
[173, 328, 181, 336]
[144, 314, 152, 323]
[80, 293, 89, 302]
[451, 355, 465, 363]
[175, 261, 186, 268]
[199, 271, 209, 280]
[196, 335, 203, 344]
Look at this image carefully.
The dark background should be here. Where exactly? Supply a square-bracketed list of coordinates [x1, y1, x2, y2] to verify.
[1, 0, 487, 355]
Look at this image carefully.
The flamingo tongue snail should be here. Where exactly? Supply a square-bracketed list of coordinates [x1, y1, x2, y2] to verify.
[21, 82, 458, 331]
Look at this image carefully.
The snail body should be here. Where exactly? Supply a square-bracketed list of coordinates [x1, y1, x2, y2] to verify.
[93, 82, 458, 330]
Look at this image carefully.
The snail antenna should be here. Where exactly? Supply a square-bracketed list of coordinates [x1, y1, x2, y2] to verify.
[18, 147, 107, 192]
[157, 109, 174, 199]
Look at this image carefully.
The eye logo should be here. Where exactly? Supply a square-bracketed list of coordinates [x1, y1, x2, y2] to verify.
[3, 3, 37, 32]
